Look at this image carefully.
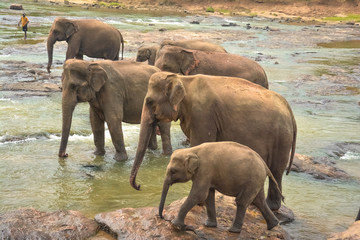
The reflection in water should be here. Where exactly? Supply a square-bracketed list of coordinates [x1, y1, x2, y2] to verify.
[0, 0, 359, 239]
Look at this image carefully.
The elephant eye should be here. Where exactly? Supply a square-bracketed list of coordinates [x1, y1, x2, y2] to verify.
[146, 97, 154, 106]
[170, 168, 177, 174]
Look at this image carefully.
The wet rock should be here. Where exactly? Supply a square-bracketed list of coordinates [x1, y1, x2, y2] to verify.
[290, 153, 350, 179]
[10, 4, 23, 10]
[273, 205, 295, 225]
[327, 221, 360, 240]
[0, 208, 99, 239]
[95, 194, 290, 240]
[2, 82, 61, 92]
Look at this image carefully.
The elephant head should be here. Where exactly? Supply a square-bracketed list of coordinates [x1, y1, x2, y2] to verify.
[130, 72, 186, 190]
[58, 59, 107, 158]
[47, 18, 78, 73]
[159, 151, 199, 218]
[155, 46, 199, 75]
[136, 45, 160, 66]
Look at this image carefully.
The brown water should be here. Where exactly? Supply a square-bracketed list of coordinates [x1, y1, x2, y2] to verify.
[0, 1, 359, 239]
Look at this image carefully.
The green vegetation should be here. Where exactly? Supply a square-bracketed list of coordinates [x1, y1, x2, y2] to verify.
[206, 6, 215, 13]
[323, 14, 360, 22]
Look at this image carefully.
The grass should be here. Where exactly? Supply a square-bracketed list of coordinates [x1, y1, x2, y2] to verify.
[323, 14, 360, 22]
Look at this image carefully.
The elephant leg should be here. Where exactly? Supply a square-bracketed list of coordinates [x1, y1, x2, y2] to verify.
[229, 191, 249, 233]
[106, 115, 127, 161]
[90, 108, 105, 156]
[66, 40, 80, 59]
[158, 122, 172, 155]
[266, 169, 283, 211]
[173, 185, 209, 228]
[147, 124, 157, 150]
[252, 187, 279, 230]
[76, 53, 83, 60]
[204, 188, 217, 227]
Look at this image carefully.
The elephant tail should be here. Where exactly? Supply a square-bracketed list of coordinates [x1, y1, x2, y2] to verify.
[266, 166, 285, 203]
[120, 31, 124, 60]
[286, 107, 297, 175]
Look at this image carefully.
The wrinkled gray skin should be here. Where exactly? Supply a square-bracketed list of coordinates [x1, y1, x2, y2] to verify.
[160, 39, 227, 53]
[159, 142, 282, 233]
[136, 45, 160, 66]
[136, 40, 226, 66]
[59, 59, 172, 161]
[155, 45, 268, 88]
[47, 17, 124, 73]
[130, 72, 296, 211]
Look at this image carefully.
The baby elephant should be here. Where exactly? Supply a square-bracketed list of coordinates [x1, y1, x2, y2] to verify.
[159, 141, 282, 233]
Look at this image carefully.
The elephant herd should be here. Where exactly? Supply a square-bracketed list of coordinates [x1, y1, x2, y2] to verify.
[49, 17, 297, 233]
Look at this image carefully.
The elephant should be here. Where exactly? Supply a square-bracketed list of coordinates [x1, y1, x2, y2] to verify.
[47, 17, 124, 73]
[130, 72, 297, 211]
[159, 141, 282, 233]
[136, 40, 226, 66]
[136, 45, 160, 66]
[154, 45, 269, 88]
[58, 59, 172, 161]
[160, 39, 227, 53]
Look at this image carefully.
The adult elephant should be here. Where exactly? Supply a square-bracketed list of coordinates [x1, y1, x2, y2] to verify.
[47, 17, 124, 73]
[155, 45, 269, 88]
[59, 59, 172, 161]
[130, 72, 297, 211]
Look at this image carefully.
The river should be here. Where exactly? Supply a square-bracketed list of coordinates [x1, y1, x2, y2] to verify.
[0, 0, 359, 239]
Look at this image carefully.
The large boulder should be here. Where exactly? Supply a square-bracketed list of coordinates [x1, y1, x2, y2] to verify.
[10, 4, 23, 10]
[0, 208, 99, 239]
[327, 221, 360, 240]
[95, 194, 290, 240]
[290, 153, 350, 180]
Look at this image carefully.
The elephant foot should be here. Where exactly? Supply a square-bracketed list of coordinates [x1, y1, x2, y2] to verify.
[94, 149, 105, 156]
[171, 218, 186, 231]
[114, 152, 128, 161]
[266, 218, 279, 230]
[205, 219, 217, 228]
[162, 147, 172, 156]
[228, 225, 242, 233]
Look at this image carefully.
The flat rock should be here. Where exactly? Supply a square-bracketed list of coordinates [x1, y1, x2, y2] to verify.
[327, 221, 360, 240]
[95, 194, 290, 240]
[10, 4, 23, 10]
[0, 208, 99, 239]
[290, 153, 350, 179]
[1, 82, 61, 92]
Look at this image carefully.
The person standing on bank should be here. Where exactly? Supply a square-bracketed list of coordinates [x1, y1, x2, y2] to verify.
[18, 13, 29, 39]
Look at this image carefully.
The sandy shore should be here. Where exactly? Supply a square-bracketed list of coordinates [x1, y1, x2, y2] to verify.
[46, 0, 360, 20]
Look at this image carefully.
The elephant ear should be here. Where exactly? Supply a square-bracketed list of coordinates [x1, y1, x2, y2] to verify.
[180, 50, 199, 75]
[166, 74, 186, 111]
[87, 63, 108, 92]
[65, 21, 78, 39]
[185, 152, 199, 175]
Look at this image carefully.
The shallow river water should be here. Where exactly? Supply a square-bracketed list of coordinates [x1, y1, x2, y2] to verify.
[0, 0, 359, 239]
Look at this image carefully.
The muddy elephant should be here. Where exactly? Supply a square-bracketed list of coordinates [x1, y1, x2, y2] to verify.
[160, 39, 227, 53]
[136, 45, 160, 66]
[154, 45, 269, 88]
[59, 59, 172, 161]
[130, 72, 297, 210]
[159, 142, 282, 233]
[47, 17, 124, 73]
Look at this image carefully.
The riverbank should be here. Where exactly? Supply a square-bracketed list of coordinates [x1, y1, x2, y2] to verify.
[45, 0, 360, 21]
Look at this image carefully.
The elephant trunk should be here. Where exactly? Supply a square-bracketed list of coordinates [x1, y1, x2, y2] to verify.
[47, 33, 56, 73]
[130, 103, 156, 190]
[159, 180, 170, 219]
[58, 95, 76, 157]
